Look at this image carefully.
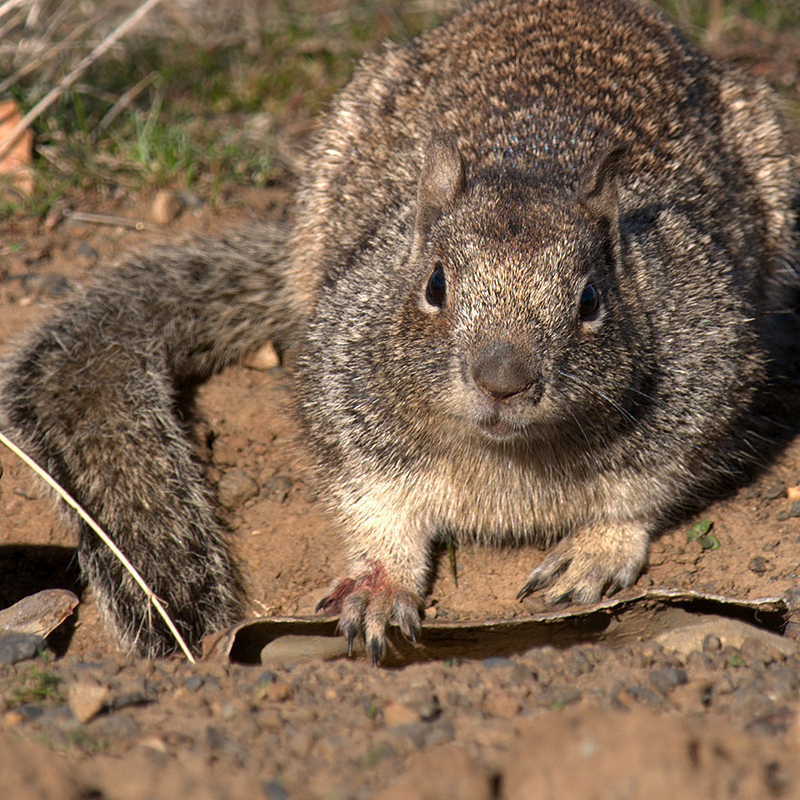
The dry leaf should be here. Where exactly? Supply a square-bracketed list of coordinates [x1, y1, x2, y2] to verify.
[0, 99, 34, 196]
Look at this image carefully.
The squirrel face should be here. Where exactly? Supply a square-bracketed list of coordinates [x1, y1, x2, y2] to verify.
[405, 137, 645, 448]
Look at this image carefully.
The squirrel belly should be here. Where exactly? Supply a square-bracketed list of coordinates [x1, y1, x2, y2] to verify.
[1, 0, 796, 661]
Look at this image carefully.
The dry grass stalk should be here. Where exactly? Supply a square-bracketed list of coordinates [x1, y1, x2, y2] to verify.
[0, 428, 197, 663]
[0, 0, 166, 162]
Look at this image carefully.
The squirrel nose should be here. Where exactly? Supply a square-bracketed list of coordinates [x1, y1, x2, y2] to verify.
[471, 341, 543, 401]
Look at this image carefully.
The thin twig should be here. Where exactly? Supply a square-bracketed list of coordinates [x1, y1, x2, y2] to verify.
[0, 0, 30, 22]
[0, 0, 166, 162]
[0, 20, 94, 96]
[94, 70, 158, 138]
[64, 210, 152, 230]
[0, 428, 196, 663]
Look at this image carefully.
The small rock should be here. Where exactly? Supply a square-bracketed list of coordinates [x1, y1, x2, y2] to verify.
[217, 468, 259, 509]
[790, 502, 800, 519]
[14, 703, 45, 721]
[111, 678, 152, 709]
[262, 681, 293, 702]
[0, 631, 45, 664]
[787, 485, 800, 503]
[242, 342, 280, 370]
[649, 667, 688, 694]
[483, 691, 521, 718]
[75, 241, 98, 263]
[263, 781, 289, 800]
[764, 482, 787, 500]
[176, 190, 204, 209]
[184, 675, 204, 692]
[264, 476, 293, 503]
[383, 702, 421, 727]
[3, 709, 24, 726]
[749, 556, 768, 574]
[482, 657, 516, 668]
[396, 689, 441, 721]
[777, 511, 790, 522]
[151, 190, 181, 224]
[67, 682, 108, 723]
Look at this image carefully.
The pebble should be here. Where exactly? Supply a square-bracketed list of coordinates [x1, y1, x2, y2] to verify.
[67, 682, 108, 724]
[75, 241, 98, 264]
[242, 342, 281, 370]
[749, 556, 768, 574]
[263, 475, 293, 503]
[383, 702, 421, 727]
[764, 483, 787, 500]
[176, 190, 204, 209]
[150, 190, 182, 224]
[649, 667, 688, 694]
[217, 468, 259, 509]
[790, 502, 800, 518]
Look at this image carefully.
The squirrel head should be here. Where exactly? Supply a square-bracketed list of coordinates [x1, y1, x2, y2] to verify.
[404, 135, 642, 444]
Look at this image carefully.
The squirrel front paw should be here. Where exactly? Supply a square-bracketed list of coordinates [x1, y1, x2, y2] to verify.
[517, 522, 649, 605]
[316, 563, 422, 665]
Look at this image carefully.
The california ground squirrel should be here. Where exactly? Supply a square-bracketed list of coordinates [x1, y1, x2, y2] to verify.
[1, 0, 796, 661]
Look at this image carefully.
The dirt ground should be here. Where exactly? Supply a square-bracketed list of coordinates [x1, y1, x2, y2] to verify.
[2, 2, 800, 798]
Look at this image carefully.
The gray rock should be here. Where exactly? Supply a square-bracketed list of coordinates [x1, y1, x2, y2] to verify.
[0, 631, 45, 664]
[217, 468, 259, 509]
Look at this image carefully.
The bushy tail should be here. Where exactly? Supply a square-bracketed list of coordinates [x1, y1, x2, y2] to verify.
[0, 222, 291, 657]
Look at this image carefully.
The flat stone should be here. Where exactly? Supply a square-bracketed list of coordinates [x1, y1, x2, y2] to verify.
[260, 635, 349, 667]
[654, 618, 797, 660]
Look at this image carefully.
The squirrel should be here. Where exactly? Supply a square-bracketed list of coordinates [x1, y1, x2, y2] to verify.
[1, 0, 796, 663]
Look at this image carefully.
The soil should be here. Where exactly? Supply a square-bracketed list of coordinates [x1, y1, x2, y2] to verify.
[2, 9, 800, 800]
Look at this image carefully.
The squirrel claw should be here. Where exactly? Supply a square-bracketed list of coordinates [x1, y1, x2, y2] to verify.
[316, 567, 421, 665]
[519, 523, 648, 606]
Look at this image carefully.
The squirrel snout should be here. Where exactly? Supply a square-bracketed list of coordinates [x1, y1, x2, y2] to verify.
[470, 341, 544, 403]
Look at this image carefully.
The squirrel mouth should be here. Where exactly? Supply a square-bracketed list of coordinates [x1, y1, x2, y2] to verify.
[477, 413, 521, 441]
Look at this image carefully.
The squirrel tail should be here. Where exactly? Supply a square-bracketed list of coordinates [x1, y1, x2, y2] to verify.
[0, 222, 291, 657]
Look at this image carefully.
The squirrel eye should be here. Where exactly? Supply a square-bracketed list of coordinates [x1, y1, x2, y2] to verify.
[579, 282, 599, 318]
[425, 263, 447, 308]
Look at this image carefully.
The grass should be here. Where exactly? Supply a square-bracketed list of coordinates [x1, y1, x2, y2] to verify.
[0, 0, 451, 220]
[0, 0, 798, 221]
[8, 665, 64, 707]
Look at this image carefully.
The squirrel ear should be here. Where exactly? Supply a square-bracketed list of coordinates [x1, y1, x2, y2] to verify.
[578, 146, 626, 228]
[415, 133, 465, 237]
